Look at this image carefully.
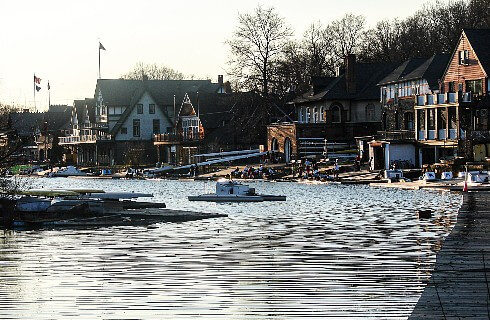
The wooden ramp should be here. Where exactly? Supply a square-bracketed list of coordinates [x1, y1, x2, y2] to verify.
[410, 193, 490, 319]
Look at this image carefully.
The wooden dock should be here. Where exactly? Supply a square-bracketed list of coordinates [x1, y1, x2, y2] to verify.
[410, 192, 490, 319]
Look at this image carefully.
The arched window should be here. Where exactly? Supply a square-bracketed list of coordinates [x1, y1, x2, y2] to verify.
[298, 109, 303, 122]
[320, 107, 325, 122]
[306, 108, 311, 123]
[331, 104, 341, 123]
[313, 107, 318, 123]
[271, 138, 278, 152]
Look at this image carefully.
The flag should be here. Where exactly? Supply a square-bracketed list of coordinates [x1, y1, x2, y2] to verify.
[34, 75, 41, 84]
[35, 85, 41, 92]
[47, 81, 50, 90]
[99, 42, 106, 51]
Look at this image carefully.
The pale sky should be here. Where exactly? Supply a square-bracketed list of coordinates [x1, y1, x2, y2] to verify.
[0, 0, 443, 110]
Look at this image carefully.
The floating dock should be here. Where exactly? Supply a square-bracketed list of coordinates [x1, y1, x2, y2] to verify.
[410, 192, 490, 319]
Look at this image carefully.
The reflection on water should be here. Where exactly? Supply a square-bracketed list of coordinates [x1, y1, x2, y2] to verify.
[0, 178, 461, 319]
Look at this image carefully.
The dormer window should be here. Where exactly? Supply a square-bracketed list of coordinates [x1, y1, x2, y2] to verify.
[459, 50, 469, 65]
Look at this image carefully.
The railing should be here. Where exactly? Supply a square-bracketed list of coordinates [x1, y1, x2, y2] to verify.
[428, 130, 436, 140]
[461, 92, 472, 103]
[449, 129, 457, 139]
[416, 92, 461, 106]
[377, 130, 415, 141]
[418, 129, 458, 141]
[438, 129, 446, 139]
[59, 134, 112, 144]
[154, 132, 202, 143]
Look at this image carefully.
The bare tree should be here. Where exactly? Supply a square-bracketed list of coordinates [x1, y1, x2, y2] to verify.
[121, 62, 185, 80]
[360, 19, 402, 63]
[330, 13, 366, 60]
[302, 22, 336, 77]
[226, 5, 293, 95]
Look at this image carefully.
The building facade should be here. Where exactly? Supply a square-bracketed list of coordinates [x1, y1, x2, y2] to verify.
[414, 29, 490, 164]
[370, 55, 450, 169]
[267, 54, 396, 162]
[59, 78, 224, 166]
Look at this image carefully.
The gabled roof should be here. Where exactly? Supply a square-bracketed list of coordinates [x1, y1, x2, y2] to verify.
[10, 106, 73, 136]
[463, 28, 490, 75]
[73, 98, 95, 125]
[377, 58, 427, 86]
[293, 62, 397, 104]
[403, 54, 450, 89]
[95, 79, 221, 107]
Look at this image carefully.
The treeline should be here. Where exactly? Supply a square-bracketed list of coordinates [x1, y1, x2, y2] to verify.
[227, 0, 490, 97]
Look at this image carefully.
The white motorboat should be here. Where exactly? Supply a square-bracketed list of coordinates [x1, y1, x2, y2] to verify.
[50, 166, 87, 177]
[188, 180, 286, 202]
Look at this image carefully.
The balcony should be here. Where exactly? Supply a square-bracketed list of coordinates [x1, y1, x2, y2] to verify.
[153, 132, 202, 145]
[377, 130, 415, 141]
[417, 128, 459, 141]
[415, 92, 460, 106]
[59, 134, 112, 145]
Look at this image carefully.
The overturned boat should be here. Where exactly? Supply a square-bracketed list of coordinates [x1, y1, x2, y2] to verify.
[188, 180, 286, 202]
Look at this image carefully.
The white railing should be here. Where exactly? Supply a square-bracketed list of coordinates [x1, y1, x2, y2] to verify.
[59, 134, 111, 144]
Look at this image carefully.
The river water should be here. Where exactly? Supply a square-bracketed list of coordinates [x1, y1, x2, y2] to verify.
[0, 178, 461, 319]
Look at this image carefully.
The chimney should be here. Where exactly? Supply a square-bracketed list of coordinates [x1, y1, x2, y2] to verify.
[345, 54, 356, 94]
[218, 75, 224, 86]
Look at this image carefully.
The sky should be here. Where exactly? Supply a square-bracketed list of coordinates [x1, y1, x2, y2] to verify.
[0, 0, 444, 110]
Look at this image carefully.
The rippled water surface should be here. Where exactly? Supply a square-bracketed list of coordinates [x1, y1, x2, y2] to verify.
[0, 178, 462, 319]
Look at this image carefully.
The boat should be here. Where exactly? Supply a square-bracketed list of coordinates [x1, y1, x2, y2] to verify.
[50, 166, 87, 177]
[188, 180, 286, 202]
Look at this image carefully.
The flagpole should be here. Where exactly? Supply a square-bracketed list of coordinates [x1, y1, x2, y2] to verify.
[33, 73, 36, 112]
[48, 81, 51, 107]
[98, 45, 101, 79]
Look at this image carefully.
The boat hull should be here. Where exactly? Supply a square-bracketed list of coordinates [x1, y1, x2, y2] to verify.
[188, 194, 286, 202]
[188, 195, 264, 202]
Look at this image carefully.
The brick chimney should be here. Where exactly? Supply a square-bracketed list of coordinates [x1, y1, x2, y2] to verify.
[345, 54, 356, 94]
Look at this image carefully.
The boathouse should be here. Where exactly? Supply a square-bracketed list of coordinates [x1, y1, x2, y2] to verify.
[59, 77, 225, 165]
[370, 54, 450, 170]
[266, 54, 396, 162]
[413, 28, 490, 164]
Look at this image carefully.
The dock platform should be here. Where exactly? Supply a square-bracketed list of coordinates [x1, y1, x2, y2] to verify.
[410, 192, 490, 319]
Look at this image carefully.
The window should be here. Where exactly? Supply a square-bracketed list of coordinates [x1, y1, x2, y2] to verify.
[149, 104, 155, 114]
[306, 108, 311, 123]
[418, 110, 425, 130]
[428, 109, 436, 130]
[320, 107, 325, 122]
[331, 105, 341, 123]
[101, 106, 106, 115]
[449, 81, 455, 93]
[120, 127, 127, 134]
[298, 109, 303, 122]
[137, 104, 143, 114]
[466, 79, 483, 95]
[365, 104, 375, 121]
[313, 107, 318, 123]
[153, 119, 160, 134]
[404, 112, 414, 131]
[133, 119, 140, 137]
[459, 50, 469, 65]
